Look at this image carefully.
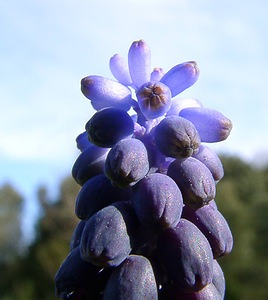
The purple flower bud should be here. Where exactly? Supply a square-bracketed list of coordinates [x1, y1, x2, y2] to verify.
[166, 97, 203, 116]
[167, 157, 216, 208]
[72, 144, 110, 185]
[109, 54, 132, 86]
[76, 131, 92, 152]
[154, 115, 200, 159]
[182, 204, 233, 258]
[160, 61, 199, 97]
[136, 81, 172, 119]
[150, 67, 165, 81]
[179, 107, 233, 142]
[193, 144, 224, 181]
[81, 75, 132, 111]
[128, 40, 151, 89]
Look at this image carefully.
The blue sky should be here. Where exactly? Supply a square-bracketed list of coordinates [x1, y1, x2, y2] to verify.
[1, 0, 268, 241]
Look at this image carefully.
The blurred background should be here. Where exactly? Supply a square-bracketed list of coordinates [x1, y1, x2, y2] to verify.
[1, 0, 268, 299]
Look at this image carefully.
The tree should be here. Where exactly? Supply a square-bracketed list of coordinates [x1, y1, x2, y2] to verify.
[0, 177, 80, 299]
[0, 183, 23, 263]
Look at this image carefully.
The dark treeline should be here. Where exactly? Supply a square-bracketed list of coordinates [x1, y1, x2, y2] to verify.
[0, 155, 268, 299]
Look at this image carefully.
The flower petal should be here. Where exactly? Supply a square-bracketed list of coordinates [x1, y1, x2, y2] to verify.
[166, 97, 203, 116]
[150, 67, 165, 81]
[81, 75, 132, 111]
[179, 107, 233, 142]
[128, 40, 151, 89]
[160, 61, 199, 97]
[136, 81, 172, 119]
[109, 54, 132, 86]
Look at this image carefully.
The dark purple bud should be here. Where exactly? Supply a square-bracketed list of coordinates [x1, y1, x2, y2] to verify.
[55, 247, 109, 299]
[193, 144, 224, 181]
[85, 107, 134, 148]
[167, 157, 216, 208]
[75, 174, 131, 220]
[70, 220, 86, 251]
[132, 173, 183, 230]
[105, 138, 149, 188]
[75, 131, 91, 152]
[158, 219, 214, 292]
[212, 260, 225, 298]
[182, 204, 233, 258]
[80, 204, 132, 267]
[72, 144, 110, 185]
[103, 255, 158, 299]
[154, 115, 200, 158]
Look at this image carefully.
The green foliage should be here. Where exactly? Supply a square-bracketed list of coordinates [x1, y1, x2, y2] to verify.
[1, 155, 268, 299]
[216, 156, 268, 300]
[0, 183, 23, 263]
[0, 177, 80, 300]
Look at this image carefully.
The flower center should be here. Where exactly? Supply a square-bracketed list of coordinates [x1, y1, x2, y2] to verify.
[136, 81, 171, 112]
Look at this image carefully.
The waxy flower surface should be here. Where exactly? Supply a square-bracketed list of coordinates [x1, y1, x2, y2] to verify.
[55, 39, 233, 300]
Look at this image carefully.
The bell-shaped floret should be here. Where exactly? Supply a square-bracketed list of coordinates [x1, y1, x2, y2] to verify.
[105, 138, 149, 188]
[75, 131, 91, 152]
[182, 204, 233, 258]
[154, 115, 200, 158]
[167, 157, 216, 208]
[75, 173, 131, 220]
[212, 260, 225, 298]
[132, 173, 183, 230]
[80, 204, 132, 267]
[157, 219, 214, 292]
[179, 107, 232, 142]
[81, 75, 132, 111]
[136, 81, 172, 119]
[85, 107, 134, 148]
[70, 220, 86, 251]
[193, 144, 224, 181]
[55, 247, 110, 299]
[160, 61, 199, 97]
[109, 54, 132, 86]
[128, 39, 151, 89]
[103, 255, 158, 300]
[72, 144, 110, 185]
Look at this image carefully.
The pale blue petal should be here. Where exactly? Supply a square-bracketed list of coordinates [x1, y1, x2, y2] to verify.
[166, 97, 203, 116]
[160, 61, 199, 97]
[128, 40, 151, 89]
[109, 54, 132, 86]
[81, 75, 132, 111]
[150, 68, 165, 81]
[179, 107, 233, 142]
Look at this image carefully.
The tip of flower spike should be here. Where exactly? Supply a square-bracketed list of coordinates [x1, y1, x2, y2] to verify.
[136, 81, 172, 120]
[128, 40, 151, 89]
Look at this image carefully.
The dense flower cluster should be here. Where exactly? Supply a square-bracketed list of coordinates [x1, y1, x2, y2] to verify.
[55, 39, 233, 299]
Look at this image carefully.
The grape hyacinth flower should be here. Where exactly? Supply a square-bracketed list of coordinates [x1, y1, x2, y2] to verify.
[55, 39, 233, 300]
